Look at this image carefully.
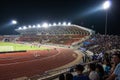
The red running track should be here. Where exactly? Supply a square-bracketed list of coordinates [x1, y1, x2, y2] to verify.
[0, 48, 77, 80]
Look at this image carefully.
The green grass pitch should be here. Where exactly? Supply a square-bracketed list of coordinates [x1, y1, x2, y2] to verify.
[0, 42, 48, 52]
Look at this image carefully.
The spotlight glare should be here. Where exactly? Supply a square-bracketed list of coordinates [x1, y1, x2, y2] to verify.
[53, 23, 57, 26]
[23, 26, 27, 29]
[28, 25, 32, 28]
[103, 1, 111, 10]
[18, 27, 22, 30]
[42, 23, 48, 28]
[58, 22, 61, 25]
[12, 20, 17, 24]
[48, 24, 52, 26]
[63, 22, 67, 26]
[68, 22, 71, 25]
[37, 24, 41, 28]
[33, 25, 36, 28]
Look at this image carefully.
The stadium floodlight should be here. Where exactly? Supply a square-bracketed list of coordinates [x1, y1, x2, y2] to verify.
[32, 25, 36, 28]
[63, 22, 67, 26]
[58, 22, 61, 25]
[37, 24, 41, 28]
[18, 27, 22, 30]
[23, 26, 27, 29]
[103, 0, 111, 10]
[28, 25, 32, 28]
[102, 0, 111, 35]
[42, 23, 48, 28]
[11, 20, 17, 24]
[48, 24, 52, 26]
[53, 23, 57, 26]
[68, 22, 71, 26]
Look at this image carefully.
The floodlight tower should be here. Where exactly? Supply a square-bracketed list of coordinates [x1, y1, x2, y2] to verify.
[102, 0, 111, 35]
[11, 20, 17, 25]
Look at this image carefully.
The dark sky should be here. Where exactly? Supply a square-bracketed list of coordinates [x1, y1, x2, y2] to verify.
[0, 0, 120, 35]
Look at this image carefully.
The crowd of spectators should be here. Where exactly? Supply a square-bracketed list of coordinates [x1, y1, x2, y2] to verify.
[17, 34, 83, 45]
[83, 33, 120, 55]
[58, 34, 120, 80]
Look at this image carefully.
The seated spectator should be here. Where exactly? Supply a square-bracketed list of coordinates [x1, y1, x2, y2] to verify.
[102, 58, 111, 75]
[73, 64, 90, 80]
[69, 67, 74, 72]
[59, 73, 65, 80]
[66, 73, 73, 80]
[88, 63, 100, 80]
[96, 64, 105, 80]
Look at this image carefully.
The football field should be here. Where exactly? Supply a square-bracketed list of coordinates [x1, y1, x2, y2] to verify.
[0, 42, 48, 52]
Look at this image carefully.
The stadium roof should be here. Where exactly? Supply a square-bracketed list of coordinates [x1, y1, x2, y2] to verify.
[15, 23, 93, 35]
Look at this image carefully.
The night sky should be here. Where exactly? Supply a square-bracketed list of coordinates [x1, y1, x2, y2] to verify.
[0, 0, 120, 35]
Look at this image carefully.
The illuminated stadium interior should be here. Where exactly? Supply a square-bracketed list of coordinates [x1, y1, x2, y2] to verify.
[0, 22, 95, 80]
[0, 0, 120, 80]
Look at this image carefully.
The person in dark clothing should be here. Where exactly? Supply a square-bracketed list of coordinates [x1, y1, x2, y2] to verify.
[66, 73, 73, 80]
[59, 73, 65, 80]
[96, 64, 105, 80]
[73, 64, 90, 80]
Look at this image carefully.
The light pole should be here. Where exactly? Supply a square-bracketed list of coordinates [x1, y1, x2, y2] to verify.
[103, 0, 111, 35]
[11, 20, 18, 34]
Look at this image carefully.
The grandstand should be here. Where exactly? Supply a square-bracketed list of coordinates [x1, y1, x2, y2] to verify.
[15, 24, 92, 35]
[15, 23, 94, 45]
[0, 23, 95, 80]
